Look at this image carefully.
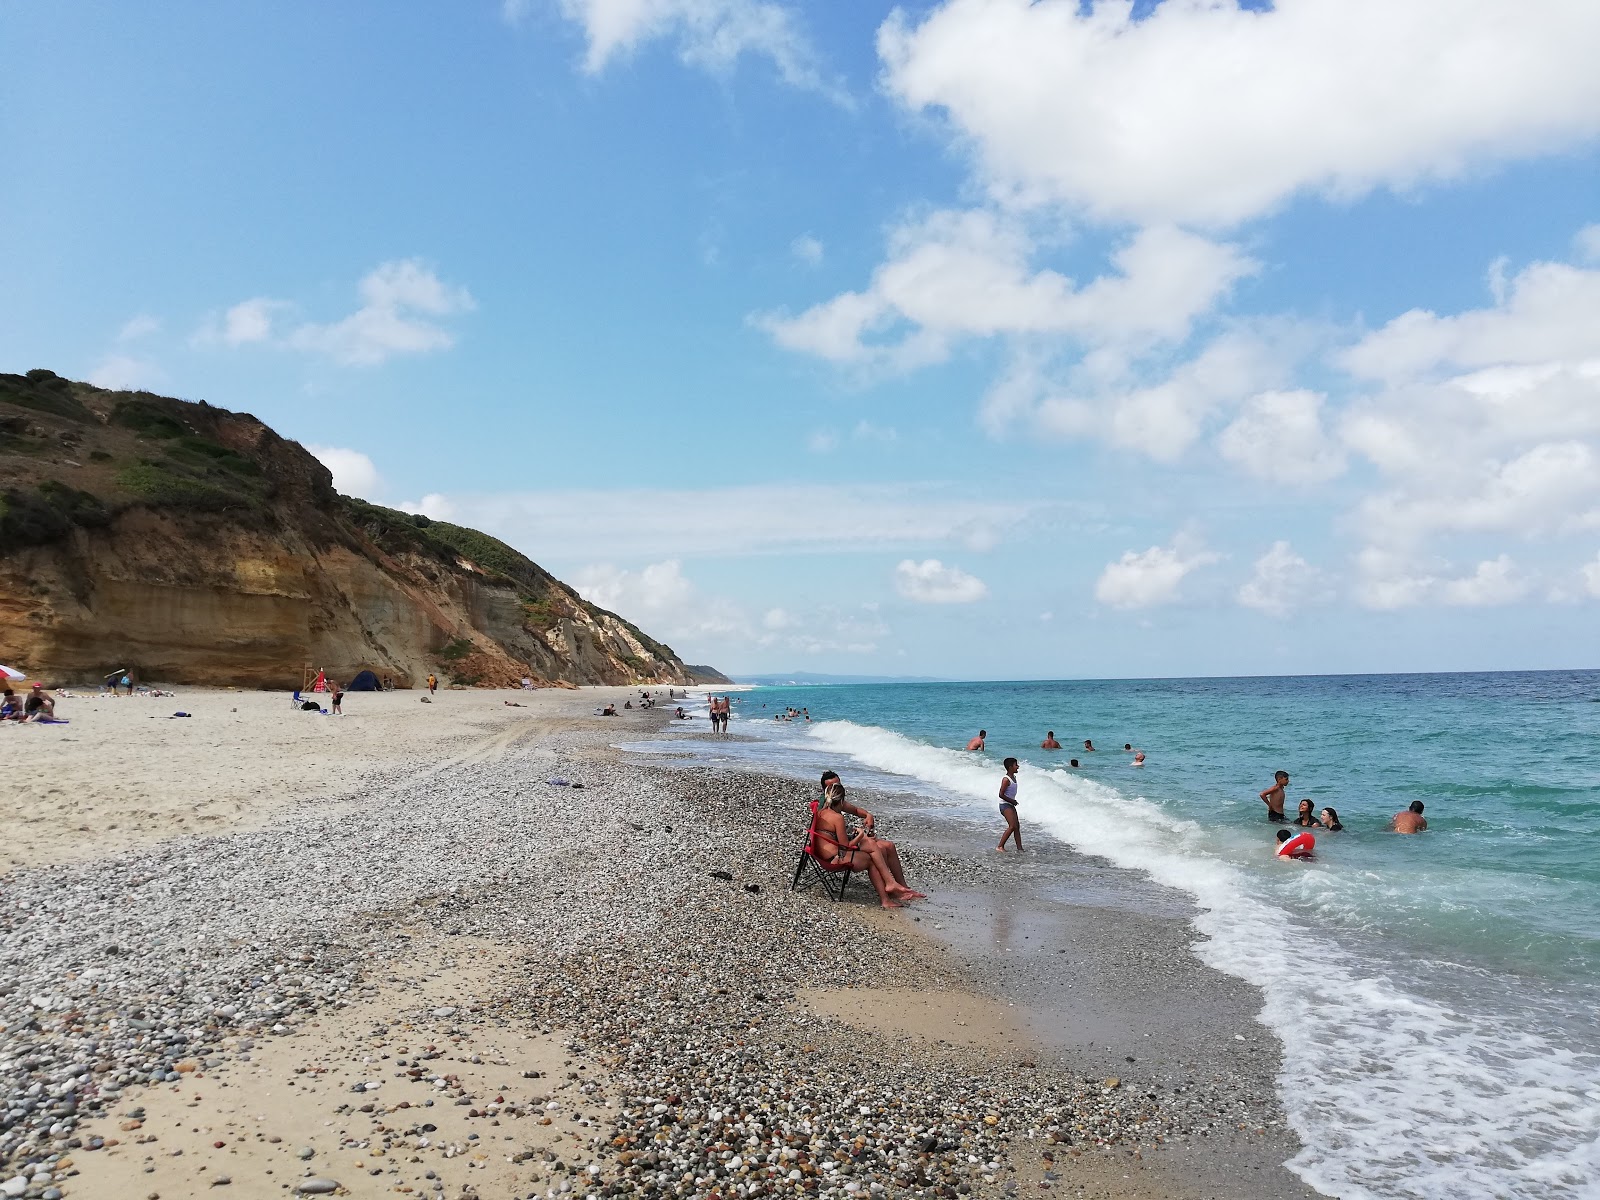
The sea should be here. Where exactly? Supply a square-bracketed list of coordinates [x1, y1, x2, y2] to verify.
[624, 671, 1600, 1200]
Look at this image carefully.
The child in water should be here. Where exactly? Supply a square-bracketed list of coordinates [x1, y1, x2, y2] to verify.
[1260, 771, 1290, 822]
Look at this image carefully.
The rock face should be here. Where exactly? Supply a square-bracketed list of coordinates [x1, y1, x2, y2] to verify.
[0, 370, 696, 688]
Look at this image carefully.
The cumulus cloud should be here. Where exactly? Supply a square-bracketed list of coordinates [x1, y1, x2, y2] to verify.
[204, 262, 474, 367]
[1441, 555, 1529, 606]
[308, 445, 383, 499]
[1218, 390, 1345, 483]
[893, 559, 988, 604]
[1094, 539, 1220, 610]
[394, 482, 1041, 560]
[1237, 541, 1325, 618]
[1582, 554, 1600, 599]
[984, 328, 1293, 462]
[791, 234, 824, 265]
[552, 0, 837, 97]
[760, 212, 1254, 373]
[87, 355, 163, 392]
[116, 314, 161, 342]
[573, 560, 887, 658]
[1353, 547, 1438, 612]
[878, 0, 1600, 227]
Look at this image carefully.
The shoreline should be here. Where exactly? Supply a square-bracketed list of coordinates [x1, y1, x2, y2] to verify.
[1, 689, 1318, 1198]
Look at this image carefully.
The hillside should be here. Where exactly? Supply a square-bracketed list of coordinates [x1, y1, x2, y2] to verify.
[0, 369, 699, 689]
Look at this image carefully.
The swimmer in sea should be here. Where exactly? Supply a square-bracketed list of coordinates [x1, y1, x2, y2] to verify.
[1041, 730, 1062, 750]
[996, 757, 1022, 852]
[1068, 758, 1080, 768]
[1319, 806, 1343, 831]
[966, 729, 987, 751]
[1260, 770, 1290, 822]
[1131, 750, 1146, 767]
[1124, 743, 1133, 752]
[1275, 828, 1315, 859]
[1293, 799, 1324, 828]
[1083, 739, 1096, 752]
[1389, 800, 1427, 834]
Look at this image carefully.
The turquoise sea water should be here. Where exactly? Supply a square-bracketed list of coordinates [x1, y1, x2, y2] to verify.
[630, 671, 1600, 1199]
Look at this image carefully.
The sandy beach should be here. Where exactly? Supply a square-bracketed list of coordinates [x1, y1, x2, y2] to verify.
[1, 687, 1318, 1199]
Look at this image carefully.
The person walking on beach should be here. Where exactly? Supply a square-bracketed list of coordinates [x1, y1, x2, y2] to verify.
[996, 757, 1022, 852]
[331, 682, 344, 716]
[966, 729, 986, 751]
[426, 673, 438, 695]
[1260, 771, 1290, 822]
[1041, 731, 1061, 750]
[1389, 801, 1427, 833]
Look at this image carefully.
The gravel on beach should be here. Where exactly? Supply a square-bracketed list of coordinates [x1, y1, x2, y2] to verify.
[1, 708, 1306, 1199]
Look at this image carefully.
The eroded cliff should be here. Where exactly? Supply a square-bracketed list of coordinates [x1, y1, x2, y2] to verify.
[0, 370, 694, 688]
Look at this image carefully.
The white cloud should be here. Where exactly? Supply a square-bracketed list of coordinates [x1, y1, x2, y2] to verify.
[1237, 541, 1326, 619]
[1353, 547, 1437, 612]
[87, 355, 163, 391]
[1342, 259, 1600, 381]
[573, 560, 886, 658]
[116, 314, 161, 342]
[1441, 555, 1529, 606]
[758, 212, 1253, 373]
[1218, 390, 1346, 483]
[1582, 554, 1600, 599]
[289, 261, 474, 366]
[554, 0, 835, 96]
[205, 262, 474, 367]
[879, 0, 1600, 227]
[394, 482, 1042, 559]
[806, 429, 837, 453]
[791, 234, 824, 265]
[308, 445, 383, 499]
[893, 559, 988, 604]
[1573, 224, 1600, 264]
[222, 298, 284, 345]
[986, 329, 1292, 462]
[1095, 538, 1219, 610]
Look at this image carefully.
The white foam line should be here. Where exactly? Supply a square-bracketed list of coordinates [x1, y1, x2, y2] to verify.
[804, 720, 1600, 1200]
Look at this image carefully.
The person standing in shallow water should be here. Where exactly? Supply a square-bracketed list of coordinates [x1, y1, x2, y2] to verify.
[1041, 731, 1061, 750]
[1260, 770, 1290, 822]
[1390, 801, 1428, 833]
[966, 729, 986, 751]
[996, 757, 1022, 852]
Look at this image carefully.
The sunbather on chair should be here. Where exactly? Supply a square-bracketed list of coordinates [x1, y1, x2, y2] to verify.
[814, 785, 922, 908]
[819, 773, 917, 893]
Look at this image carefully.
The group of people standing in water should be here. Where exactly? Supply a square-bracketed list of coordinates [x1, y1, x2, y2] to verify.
[965, 729, 1145, 853]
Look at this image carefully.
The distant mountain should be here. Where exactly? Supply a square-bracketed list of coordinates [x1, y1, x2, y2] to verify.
[685, 664, 733, 684]
[734, 672, 947, 686]
[0, 370, 693, 689]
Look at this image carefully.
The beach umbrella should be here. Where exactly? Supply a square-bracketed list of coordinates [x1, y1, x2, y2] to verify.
[0, 665, 24, 681]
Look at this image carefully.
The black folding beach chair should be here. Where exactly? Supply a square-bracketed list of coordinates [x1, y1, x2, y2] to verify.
[791, 803, 856, 901]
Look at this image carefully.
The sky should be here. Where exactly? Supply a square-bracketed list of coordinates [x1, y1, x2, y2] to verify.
[3, 0, 1599, 680]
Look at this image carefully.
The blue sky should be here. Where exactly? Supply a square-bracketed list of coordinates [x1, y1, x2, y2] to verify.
[4, 0, 1599, 679]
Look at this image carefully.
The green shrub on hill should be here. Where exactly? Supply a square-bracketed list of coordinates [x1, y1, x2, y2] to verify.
[116, 462, 249, 512]
[0, 482, 111, 551]
[111, 398, 188, 439]
[0, 371, 95, 423]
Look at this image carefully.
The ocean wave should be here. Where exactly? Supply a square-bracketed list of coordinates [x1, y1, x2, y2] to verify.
[804, 718, 1600, 1200]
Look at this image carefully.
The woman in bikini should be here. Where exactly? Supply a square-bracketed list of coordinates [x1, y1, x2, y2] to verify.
[814, 784, 922, 908]
[997, 757, 1022, 852]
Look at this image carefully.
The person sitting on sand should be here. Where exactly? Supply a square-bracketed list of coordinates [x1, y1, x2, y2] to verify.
[966, 729, 986, 751]
[1041, 731, 1061, 750]
[1293, 799, 1323, 828]
[1276, 828, 1315, 859]
[1319, 807, 1343, 831]
[0, 689, 22, 721]
[624, 700, 633, 709]
[996, 758, 1023, 852]
[814, 784, 923, 908]
[1389, 801, 1427, 834]
[817, 772, 914, 888]
[601, 703, 617, 716]
[1260, 770, 1290, 822]
[24, 684, 55, 721]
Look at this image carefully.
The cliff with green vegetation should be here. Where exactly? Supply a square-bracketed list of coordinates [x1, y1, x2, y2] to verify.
[0, 369, 700, 688]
